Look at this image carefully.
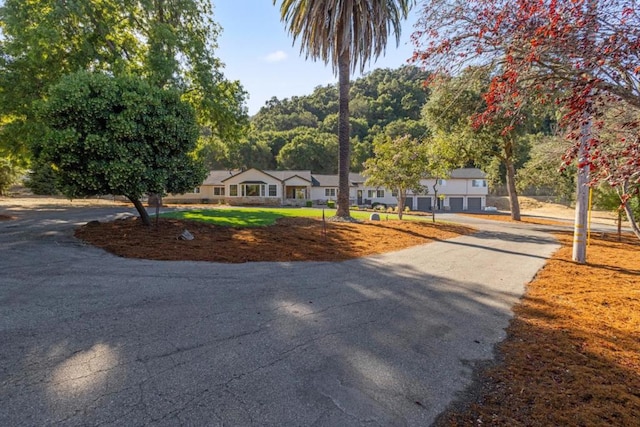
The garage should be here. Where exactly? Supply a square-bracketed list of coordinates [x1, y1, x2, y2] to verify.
[404, 196, 413, 211]
[449, 197, 464, 211]
[467, 197, 482, 211]
[416, 197, 432, 212]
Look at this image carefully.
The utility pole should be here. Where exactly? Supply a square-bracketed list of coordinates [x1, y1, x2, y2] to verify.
[572, 0, 597, 264]
[572, 118, 590, 263]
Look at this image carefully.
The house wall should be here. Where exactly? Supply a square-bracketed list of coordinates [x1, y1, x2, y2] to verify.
[164, 185, 215, 203]
[224, 169, 282, 199]
[224, 169, 279, 186]
[227, 197, 281, 206]
[311, 187, 338, 202]
[284, 176, 311, 187]
[166, 169, 488, 209]
[358, 186, 397, 205]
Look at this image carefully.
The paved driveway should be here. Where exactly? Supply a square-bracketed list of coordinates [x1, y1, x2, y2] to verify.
[1, 204, 559, 426]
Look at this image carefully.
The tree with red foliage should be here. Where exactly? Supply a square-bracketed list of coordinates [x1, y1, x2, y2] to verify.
[411, 0, 640, 243]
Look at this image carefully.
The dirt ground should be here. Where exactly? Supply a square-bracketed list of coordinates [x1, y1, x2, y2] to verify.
[3, 196, 639, 424]
[435, 217, 640, 426]
[74, 216, 472, 262]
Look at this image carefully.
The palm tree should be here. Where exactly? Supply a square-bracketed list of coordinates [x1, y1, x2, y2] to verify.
[274, 0, 414, 219]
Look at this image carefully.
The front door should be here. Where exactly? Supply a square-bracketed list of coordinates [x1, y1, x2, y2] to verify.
[357, 190, 363, 205]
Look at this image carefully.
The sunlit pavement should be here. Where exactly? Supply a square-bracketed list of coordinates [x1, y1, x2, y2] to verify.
[1, 205, 559, 426]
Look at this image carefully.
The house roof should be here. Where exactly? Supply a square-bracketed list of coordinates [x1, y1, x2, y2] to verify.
[449, 168, 487, 179]
[265, 170, 312, 182]
[221, 168, 282, 183]
[203, 168, 486, 186]
[312, 173, 365, 187]
[202, 170, 239, 185]
[219, 168, 314, 184]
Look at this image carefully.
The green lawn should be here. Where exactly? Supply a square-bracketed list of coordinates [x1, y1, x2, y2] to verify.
[161, 207, 424, 227]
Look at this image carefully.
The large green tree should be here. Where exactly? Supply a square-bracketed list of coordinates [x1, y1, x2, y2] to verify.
[274, 0, 413, 219]
[39, 71, 206, 226]
[276, 130, 338, 173]
[422, 69, 552, 220]
[362, 134, 430, 219]
[0, 0, 246, 165]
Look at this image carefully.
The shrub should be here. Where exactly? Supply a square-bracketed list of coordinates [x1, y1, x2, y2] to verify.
[327, 200, 335, 208]
[350, 205, 360, 210]
[305, 200, 313, 207]
[404, 206, 411, 213]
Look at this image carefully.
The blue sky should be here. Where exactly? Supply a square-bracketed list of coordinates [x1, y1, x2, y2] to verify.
[213, 1, 422, 115]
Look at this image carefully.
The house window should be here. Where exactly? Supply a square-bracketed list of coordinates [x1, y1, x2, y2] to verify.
[229, 185, 238, 196]
[192, 187, 201, 194]
[367, 189, 385, 198]
[472, 179, 487, 187]
[242, 184, 263, 197]
[325, 188, 336, 197]
[213, 187, 225, 196]
[268, 185, 277, 197]
[391, 190, 398, 197]
[376, 189, 384, 198]
[438, 179, 447, 186]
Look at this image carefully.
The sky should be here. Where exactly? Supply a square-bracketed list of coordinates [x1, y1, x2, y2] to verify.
[213, 1, 422, 116]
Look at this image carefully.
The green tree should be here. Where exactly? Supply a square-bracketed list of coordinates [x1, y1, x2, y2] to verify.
[276, 131, 338, 173]
[39, 71, 206, 226]
[0, 157, 22, 196]
[362, 135, 429, 219]
[0, 0, 246, 165]
[516, 135, 575, 203]
[24, 158, 59, 195]
[423, 69, 546, 220]
[274, 0, 413, 219]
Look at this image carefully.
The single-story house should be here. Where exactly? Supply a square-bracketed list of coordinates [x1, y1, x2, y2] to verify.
[165, 167, 488, 212]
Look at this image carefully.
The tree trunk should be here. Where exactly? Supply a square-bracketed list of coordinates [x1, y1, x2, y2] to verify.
[622, 200, 640, 240]
[432, 181, 439, 223]
[127, 195, 152, 226]
[335, 49, 351, 219]
[620, 182, 640, 240]
[504, 158, 521, 221]
[397, 190, 405, 220]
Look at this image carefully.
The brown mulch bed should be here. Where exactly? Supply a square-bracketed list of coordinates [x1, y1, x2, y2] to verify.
[436, 223, 640, 426]
[75, 217, 473, 263]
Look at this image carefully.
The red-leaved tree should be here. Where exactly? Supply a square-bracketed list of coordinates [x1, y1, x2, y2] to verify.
[411, 0, 640, 239]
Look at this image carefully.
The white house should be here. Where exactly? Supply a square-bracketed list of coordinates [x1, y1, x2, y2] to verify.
[165, 167, 488, 212]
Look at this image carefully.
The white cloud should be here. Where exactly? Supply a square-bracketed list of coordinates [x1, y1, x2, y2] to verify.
[264, 50, 288, 63]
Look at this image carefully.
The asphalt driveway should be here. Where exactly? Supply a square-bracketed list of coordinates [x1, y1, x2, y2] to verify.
[1, 204, 559, 426]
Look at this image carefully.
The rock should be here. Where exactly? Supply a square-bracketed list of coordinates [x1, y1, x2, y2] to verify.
[178, 229, 194, 241]
[369, 213, 380, 221]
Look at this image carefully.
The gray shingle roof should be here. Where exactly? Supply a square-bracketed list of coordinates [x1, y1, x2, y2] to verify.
[312, 173, 364, 187]
[263, 170, 312, 182]
[202, 170, 239, 185]
[448, 168, 487, 179]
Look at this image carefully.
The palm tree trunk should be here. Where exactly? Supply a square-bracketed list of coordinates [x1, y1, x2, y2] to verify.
[335, 49, 351, 219]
